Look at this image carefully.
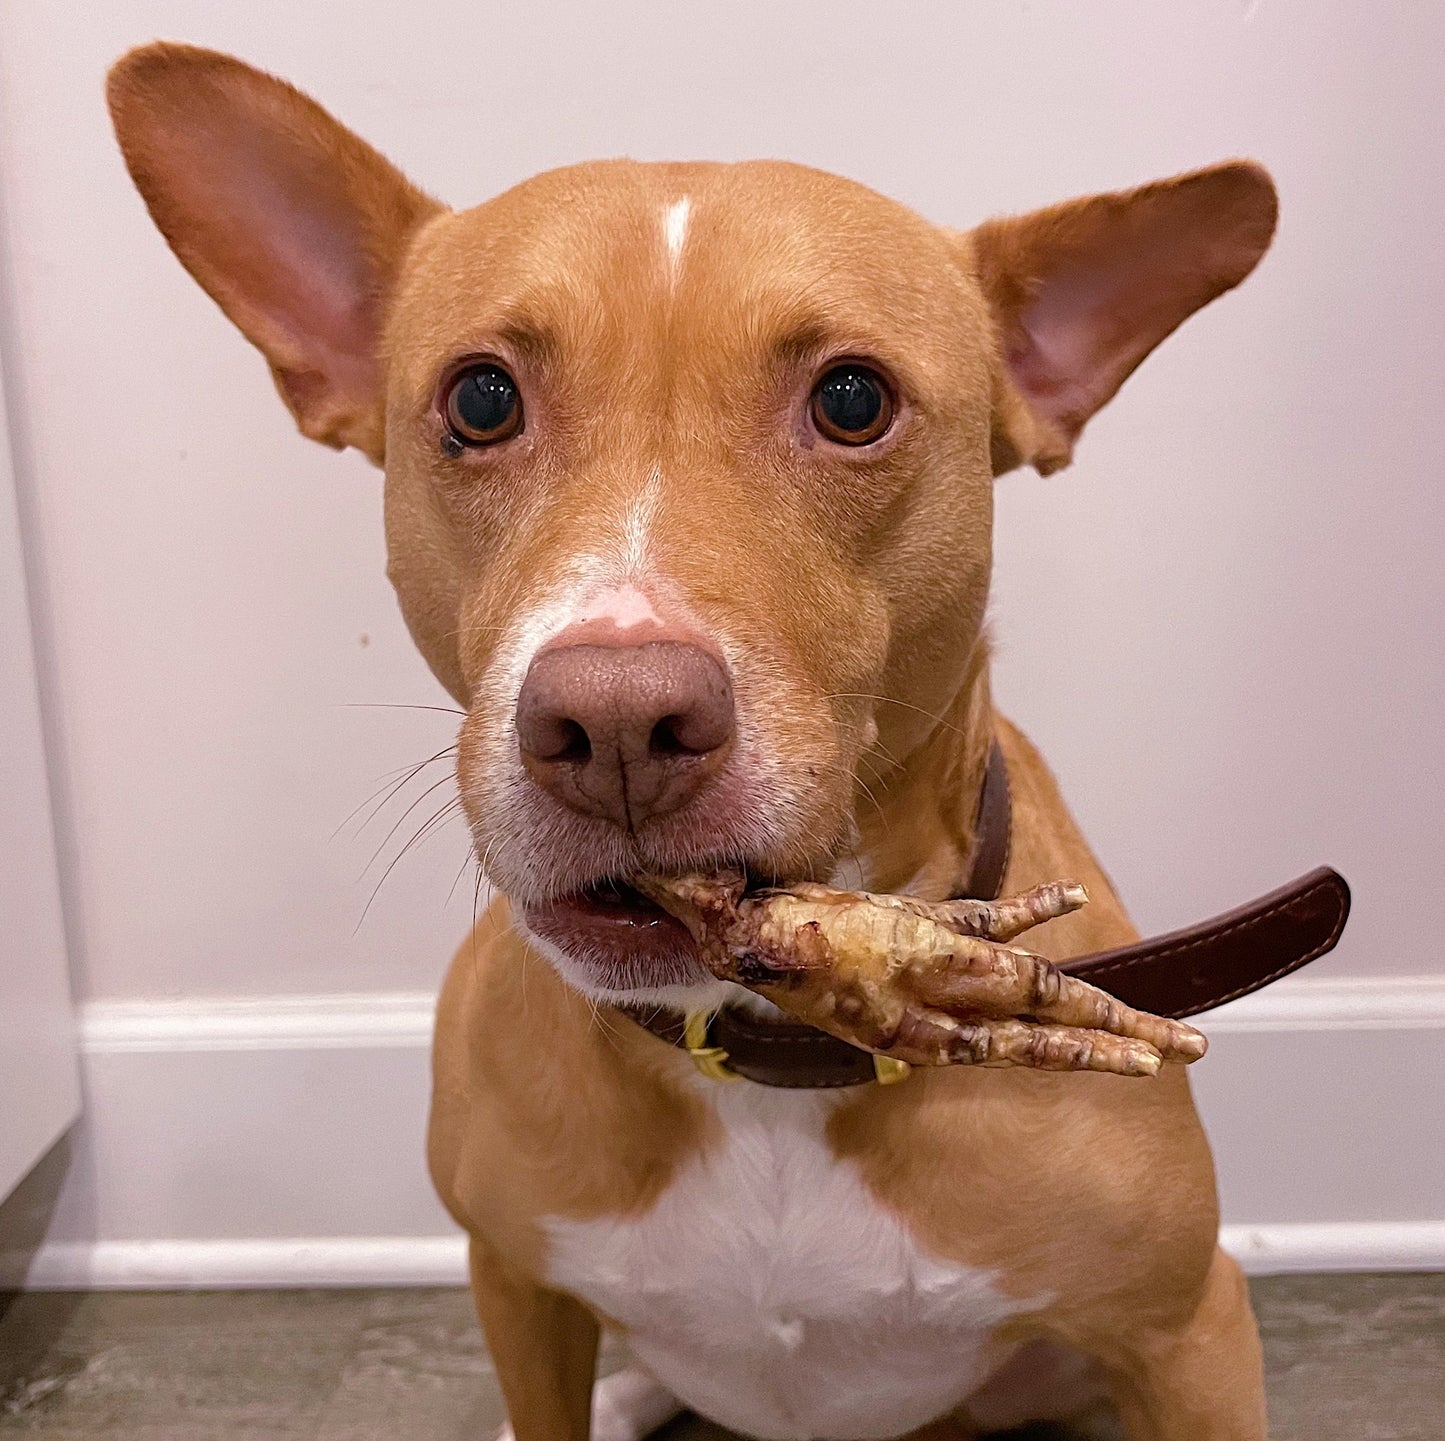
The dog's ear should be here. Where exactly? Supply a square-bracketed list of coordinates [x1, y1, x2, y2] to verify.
[963, 161, 1278, 476]
[107, 43, 442, 464]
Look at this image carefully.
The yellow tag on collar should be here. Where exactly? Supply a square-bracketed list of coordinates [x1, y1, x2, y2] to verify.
[872, 1055, 913, 1085]
[684, 1011, 741, 1082]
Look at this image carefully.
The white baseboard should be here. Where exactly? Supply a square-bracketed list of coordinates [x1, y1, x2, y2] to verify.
[10, 976, 1444, 1290]
[25, 1236, 469, 1289]
[1220, 1222, 1445, 1274]
[1199, 975, 1445, 1032]
[21, 1223, 1445, 1292]
[80, 992, 438, 1052]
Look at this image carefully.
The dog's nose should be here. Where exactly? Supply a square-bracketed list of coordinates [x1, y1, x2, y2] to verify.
[516, 641, 735, 829]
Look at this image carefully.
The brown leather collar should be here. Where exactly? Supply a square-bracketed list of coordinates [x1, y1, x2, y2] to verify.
[958, 736, 1012, 904]
[625, 739, 1351, 1088]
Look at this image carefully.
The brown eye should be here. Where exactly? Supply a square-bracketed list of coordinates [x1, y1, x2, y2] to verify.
[444, 363, 522, 446]
[810, 364, 894, 445]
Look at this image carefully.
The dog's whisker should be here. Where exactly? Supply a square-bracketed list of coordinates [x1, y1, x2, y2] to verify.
[576, 985, 626, 1057]
[824, 691, 969, 743]
[866, 739, 906, 772]
[589, 999, 626, 1057]
[360, 772, 460, 877]
[473, 832, 504, 894]
[832, 712, 907, 773]
[804, 757, 891, 839]
[400, 798, 467, 861]
[334, 743, 458, 839]
[446, 848, 478, 907]
[354, 797, 467, 932]
[840, 839, 870, 888]
[851, 770, 889, 830]
[856, 753, 891, 788]
[341, 701, 466, 717]
[468, 861, 489, 986]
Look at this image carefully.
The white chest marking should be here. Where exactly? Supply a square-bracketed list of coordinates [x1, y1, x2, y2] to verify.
[544, 1086, 1046, 1441]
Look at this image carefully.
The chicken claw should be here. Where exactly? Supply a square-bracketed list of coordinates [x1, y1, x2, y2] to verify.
[633, 873, 1206, 1078]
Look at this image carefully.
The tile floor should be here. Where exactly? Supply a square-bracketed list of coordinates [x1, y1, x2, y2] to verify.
[0, 1274, 1441, 1439]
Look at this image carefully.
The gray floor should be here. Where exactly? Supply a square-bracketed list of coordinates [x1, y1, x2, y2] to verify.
[0, 1275, 1440, 1440]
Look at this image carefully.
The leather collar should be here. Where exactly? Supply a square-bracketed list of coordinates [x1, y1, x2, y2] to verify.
[956, 736, 1012, 905]
[625, 738, 1351, 1088]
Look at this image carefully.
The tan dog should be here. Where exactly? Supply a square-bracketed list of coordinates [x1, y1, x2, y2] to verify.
[109, 43, 1279, 1441]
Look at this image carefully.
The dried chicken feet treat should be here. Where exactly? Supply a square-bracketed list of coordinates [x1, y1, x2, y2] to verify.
[634, 873, 1207, 1078]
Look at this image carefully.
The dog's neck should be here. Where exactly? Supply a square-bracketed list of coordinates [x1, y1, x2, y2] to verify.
[853, 641, 997, 901]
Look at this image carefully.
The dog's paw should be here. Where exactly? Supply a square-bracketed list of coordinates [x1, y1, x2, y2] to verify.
[495, 1366, 684, 1441]
[591, 1365, 685, 1441]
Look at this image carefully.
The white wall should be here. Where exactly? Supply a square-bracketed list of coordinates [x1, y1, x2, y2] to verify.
[3, 1, 1442, 1001]
[15, 983, 1445, 1289]
[0, 356, 80, 1198]
[0, 0, 1439, 1289]
[2, 0, 1445, 1283]
[1, 1, 1442, 1280]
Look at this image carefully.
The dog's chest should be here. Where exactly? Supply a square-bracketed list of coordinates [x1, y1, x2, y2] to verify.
[543, 1086, 1044, 1441]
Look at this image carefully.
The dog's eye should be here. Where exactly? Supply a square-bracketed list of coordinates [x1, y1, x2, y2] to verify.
[810, 365, 894, 446]
[444, 363, 522, 446]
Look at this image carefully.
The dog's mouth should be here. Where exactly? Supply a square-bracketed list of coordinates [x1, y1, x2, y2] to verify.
[518, 877, 707, 995]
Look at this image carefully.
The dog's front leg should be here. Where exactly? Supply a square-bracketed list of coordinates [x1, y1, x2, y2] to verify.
[469, 1233, 600, 1441]
[1101, 1248, 1267, 1441]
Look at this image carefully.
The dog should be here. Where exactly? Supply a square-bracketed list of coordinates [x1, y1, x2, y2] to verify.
[108, 42, 1280, 1440]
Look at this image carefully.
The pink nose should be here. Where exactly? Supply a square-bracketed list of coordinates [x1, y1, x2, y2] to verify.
[515, 640, 736, 829]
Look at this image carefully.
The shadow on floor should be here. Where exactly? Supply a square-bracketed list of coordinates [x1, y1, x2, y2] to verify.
[0, 1135, 87, 1413]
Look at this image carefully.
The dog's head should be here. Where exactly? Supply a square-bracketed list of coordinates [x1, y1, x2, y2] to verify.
[108, 44, 1276, 1005]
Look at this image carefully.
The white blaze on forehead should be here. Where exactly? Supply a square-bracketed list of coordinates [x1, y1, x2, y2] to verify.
[663, 196, 691, 276]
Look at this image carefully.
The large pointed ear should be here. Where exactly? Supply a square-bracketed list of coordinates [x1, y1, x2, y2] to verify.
[107, 43, 442, 463]
[964, 161, 1278, 476]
